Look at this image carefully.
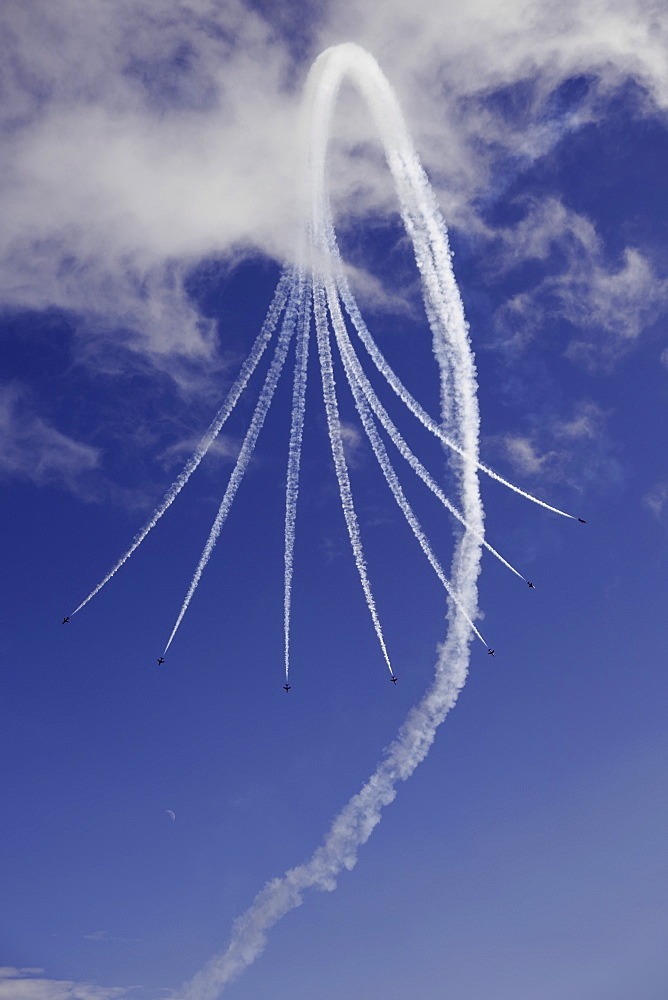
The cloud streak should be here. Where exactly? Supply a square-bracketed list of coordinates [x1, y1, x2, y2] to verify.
[0, 384, 99, 491]
[0, 967, 129, 1000]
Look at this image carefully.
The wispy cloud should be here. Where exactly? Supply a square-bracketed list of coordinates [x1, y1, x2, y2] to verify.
[0, 970, 45, 979]
[158, 433, 239, 472]
[643, 481, 668, 518]
[491, 401, 619, 491]
[2, 0, 667, 372]
[319, 0, 668, 223]
[339, 421, 365, 468]
[0, 967, 130, 1000]
[1, 0, 297, 364]
[556, 403, 602, 439]
[83, 930, 128, 943]
[493, 199, 668, 362]
[0, 384, 99, 492]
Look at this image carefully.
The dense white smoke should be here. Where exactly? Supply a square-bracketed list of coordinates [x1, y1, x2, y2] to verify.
[67, 42, 582, 999]
[176, 42, 485, 999]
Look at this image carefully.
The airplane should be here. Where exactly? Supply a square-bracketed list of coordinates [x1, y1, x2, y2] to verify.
[157, 657, 165, 665]
[283, 684, 291, 692]
[487, 648, 495, 656]
[390, 676, 397, 684]
[578, 518, 586, 523]
[527, 581, 535, 589]
[61, 616, 70, 624]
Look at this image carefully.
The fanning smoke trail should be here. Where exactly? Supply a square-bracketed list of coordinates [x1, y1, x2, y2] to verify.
[313, 279, 394, 676]
[283, 276, 311, 682]
[333, 299, 526, 582]
[328, 280, 489, 646]
[338, 274, 577, 520]
[163, 278, 302, 654]
[177, 42, 485, 999]
[72, 272, 292, 617]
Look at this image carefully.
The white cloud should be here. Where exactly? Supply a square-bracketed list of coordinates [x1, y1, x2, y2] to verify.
[158, 432, 238, 471]
[318, 0, 668, 218]
[339, 421, 365, 467]
[493, 401, 616, 490]
[1, 0, 667, 370]
[502, 435, 553, 475]
[1, 0, 298, 361]
[553, 401, 606, 440]
[0, 967, 129, 1000]
[0, 384, 99, 491]
[643, 481, 668, 518]
[0, 970, 44, 979]
[82, 931, 127, 943]
[494, 199, 668, 360]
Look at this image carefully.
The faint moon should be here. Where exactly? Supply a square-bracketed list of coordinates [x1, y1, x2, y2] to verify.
[165, 810, 176, 822]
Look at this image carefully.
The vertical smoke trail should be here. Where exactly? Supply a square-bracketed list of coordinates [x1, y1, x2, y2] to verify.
[312, 278, 394, 676]
[72, 272, 293, 617]
[302, 40, 555, 529]
[283, 275, 310, 682]
[328, 283, 489, 646]
[334, 297, 526, 582]
[176, 43, 486, 999]
[163, 276, 302, 654]
[174, 41, 572, 1000]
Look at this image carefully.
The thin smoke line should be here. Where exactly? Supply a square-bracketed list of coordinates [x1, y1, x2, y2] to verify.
[163, 278, 303, 654]
[72, 272, 292, 617]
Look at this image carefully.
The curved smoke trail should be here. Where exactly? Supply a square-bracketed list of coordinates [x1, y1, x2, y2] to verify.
[338, 274, 577, 520]
[328, 277, 489, 647]
[72, 273, 292, 617]
[332, 279, 527, 582]
[313, 278, 395, 676]
[163, 276, 304, 654]
[176, 42, 484, 1000]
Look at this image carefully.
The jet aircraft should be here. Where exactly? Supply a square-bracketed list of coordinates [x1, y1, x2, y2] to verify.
[488, 648, 495, 656]
[578, 518, 586, 523]
[283, 684, 291, 692]
[527, 581, 535, 588]
[61, 616, 70, 624]
[390, 676, 398, 684]
[157, 657, 165, 665]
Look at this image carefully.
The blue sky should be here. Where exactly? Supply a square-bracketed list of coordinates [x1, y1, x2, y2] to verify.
[1, 2, 667, 999]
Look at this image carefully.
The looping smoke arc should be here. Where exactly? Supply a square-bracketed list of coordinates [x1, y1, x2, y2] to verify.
[69, 44, 580, 999]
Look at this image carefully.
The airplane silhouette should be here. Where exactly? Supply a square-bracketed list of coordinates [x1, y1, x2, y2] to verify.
[61, 616, 70, 624]
[283, 684, 291, 692]
[578, 518, 586, 523]
[157, 657, 165, 665]
[527, 581, 535, 589]
[488, 648, 495, 656]
[390, 676, 397, 684]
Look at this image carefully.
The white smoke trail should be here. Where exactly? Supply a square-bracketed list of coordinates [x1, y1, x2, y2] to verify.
[312, 278, 394, 676]
[163, 276, 302, 654]
[338, 273, 577, 521]
[327, 280, 489, 647]
[178, 586, 477, 1000]
[283, 275, 311, 682]
[175, 42, 485, 1000]
[333, 299, 526, 582]
[72, 272, 292, 617]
